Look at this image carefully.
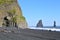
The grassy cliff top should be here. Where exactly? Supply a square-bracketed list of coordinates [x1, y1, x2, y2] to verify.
[0, 0, 17, 4]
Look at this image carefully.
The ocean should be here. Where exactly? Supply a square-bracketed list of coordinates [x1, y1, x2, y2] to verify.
[28, 26, 60, 32]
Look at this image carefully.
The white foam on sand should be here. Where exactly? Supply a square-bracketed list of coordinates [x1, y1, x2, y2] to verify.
[28, 27, 60, 32]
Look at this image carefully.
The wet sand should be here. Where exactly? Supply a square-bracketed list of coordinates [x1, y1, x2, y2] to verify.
[0, 28, 60, 40]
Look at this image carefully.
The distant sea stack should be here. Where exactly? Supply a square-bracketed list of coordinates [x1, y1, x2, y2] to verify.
[36, 20, 43, 27]
[53, 21, 56, 27]
[0, 0, 28, 29]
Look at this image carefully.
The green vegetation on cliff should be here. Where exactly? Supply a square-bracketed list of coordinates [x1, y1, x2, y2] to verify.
[0, 0, 28, 28]
[0, 0, 14, 4]
[7, 9, 16, 16]
[20, 16, 25, 21]
[7, 8, 25, 22]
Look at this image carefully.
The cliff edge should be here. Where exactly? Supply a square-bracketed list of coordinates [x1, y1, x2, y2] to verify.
[0, 0, 28, 29]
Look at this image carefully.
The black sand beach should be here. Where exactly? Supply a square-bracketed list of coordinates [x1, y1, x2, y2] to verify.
[0, 28, 60, 40]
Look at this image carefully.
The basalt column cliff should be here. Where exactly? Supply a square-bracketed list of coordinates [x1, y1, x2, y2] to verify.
[0, 0, 28, 29]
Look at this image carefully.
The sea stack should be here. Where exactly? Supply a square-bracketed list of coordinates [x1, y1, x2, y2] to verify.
[36, 20, 43, 27]
[0, 0, 28, 29]
[53, 21, 56, 27]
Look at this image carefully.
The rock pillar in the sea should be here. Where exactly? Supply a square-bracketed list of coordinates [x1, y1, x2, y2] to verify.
[36, 20, 43, 27]
[0, 0, 28, 29]
[53, 21, 56, 27]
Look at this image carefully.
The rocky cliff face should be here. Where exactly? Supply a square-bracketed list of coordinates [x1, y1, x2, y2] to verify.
[0, 0, 28, 29]
[36, 20, 43, 27]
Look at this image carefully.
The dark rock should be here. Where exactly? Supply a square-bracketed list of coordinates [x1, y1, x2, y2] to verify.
[53, 21, 56, 27]
[36, 20, 43, 27]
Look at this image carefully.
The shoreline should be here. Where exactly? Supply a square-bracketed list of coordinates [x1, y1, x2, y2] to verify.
[0, 27, 60, 40]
